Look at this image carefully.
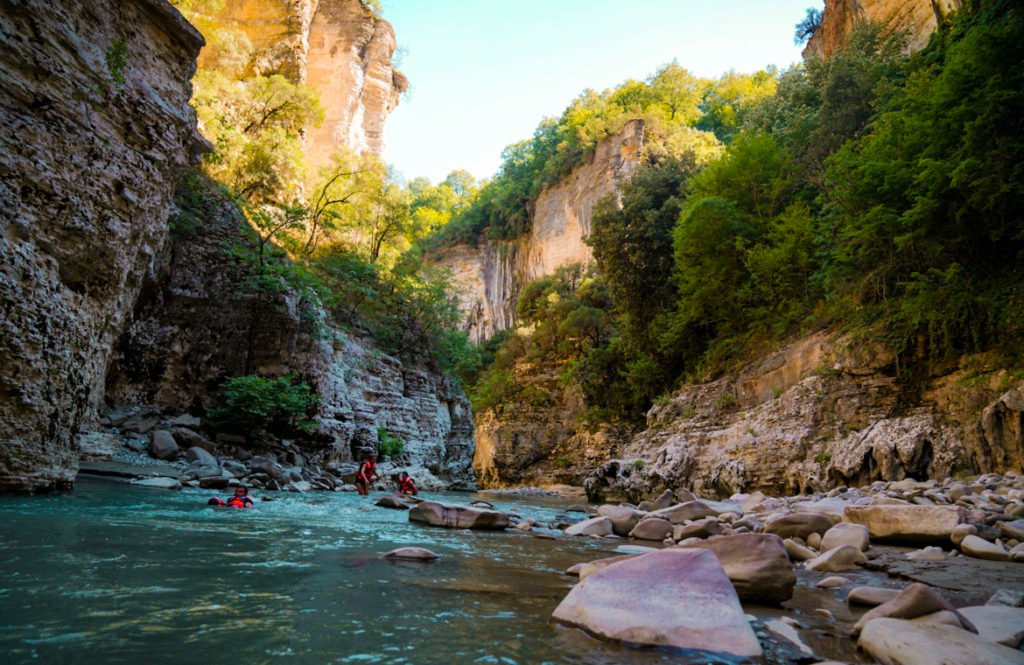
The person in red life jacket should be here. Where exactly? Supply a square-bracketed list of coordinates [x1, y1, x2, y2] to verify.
[207, 485, 255, 508]
[397, 471, 418, 496]
[355, 454, 378, 496]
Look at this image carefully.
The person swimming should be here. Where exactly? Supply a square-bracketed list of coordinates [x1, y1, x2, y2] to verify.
[207, 485, 255, 508]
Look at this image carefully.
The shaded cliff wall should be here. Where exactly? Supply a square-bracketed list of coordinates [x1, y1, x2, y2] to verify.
[585, 330, 1024, 502]
[0, 0, 204, 491]
[434, 119, 644, 343]
[804, 0, 963, 59]
[104, 179, 475, 488]
[198, 0, 407, 166]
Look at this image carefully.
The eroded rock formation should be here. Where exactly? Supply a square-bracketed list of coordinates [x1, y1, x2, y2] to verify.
[585, 330, 1024, 502]
[197, 0, 407, 166]
[805, 0, 963, 59]
[0, 0, 204, 491]
[432, 119, 644, 343]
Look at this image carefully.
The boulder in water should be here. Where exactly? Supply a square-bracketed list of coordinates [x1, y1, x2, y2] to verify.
[675, 532, 796, 604]
[131, 476, 181, 490]
[859, 618, 1024, 665]
[552, 548, 762, 657]
[376, 493, 411, 510]
[382, 547, 439, 561]
[764, 513, 834, 540]
[564, 516, 613, 537]
[805, 545, 868, 573]
[408, 500, 509, 530]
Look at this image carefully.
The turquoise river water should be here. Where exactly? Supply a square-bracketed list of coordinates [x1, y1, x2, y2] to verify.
[0, 479, 760, 665]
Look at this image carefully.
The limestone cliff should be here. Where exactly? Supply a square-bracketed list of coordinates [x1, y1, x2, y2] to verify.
[196, 0, 407, 166]
[804, 0, 963, 59]
[0, 0, 204, 492]
[433, 119, 644, 343]
[104, 177, 474, 488]
[585, 330, 1024, 502]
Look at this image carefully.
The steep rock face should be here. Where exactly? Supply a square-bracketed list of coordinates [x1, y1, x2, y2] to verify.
[585, 330, 1024, 502]
[0, 0, 203, 492]
[472, 360, 632, 488]
[433, 120, 644, 343]
[805, 0, 963, 59]
[105, 192, 474, 488]
[199, 0, 407, 165]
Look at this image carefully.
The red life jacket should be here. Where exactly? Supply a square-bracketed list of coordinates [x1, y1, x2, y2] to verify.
[227, 495, 253, 508]
[399, 477, 416, 494]
[358, 460, 377, 481]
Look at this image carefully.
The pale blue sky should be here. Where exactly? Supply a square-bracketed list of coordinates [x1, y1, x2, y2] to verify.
[380, 0, 820, 183]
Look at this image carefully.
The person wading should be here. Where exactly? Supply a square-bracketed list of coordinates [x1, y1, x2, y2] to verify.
[356, 454, 378, 496]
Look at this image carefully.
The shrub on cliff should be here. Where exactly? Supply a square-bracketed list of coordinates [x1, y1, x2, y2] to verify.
[376, 427, 405, 459]
[207, 374, 319, 438]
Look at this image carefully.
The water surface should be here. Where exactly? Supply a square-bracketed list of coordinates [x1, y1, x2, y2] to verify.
[0, 479, 748, 664]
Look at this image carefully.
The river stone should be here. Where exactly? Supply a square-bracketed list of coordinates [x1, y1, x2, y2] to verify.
[853, 583, 976, 635]
[911, 610, 963, 628]
[959, 606, 1024, 647]
[382, 547, 438, 561]
[596, 505, 643, 536]
[551, 549, 762, 657]
[783, 538, 817, 561]
[629, 517, 673, 541]
[961, 534, 1011, 561]
[375, 493, 411, 510]
[199, 475, 230, 489]
[988, 589, 1024, 607]
[905, 546, 946, 561]
[185, 446, 217, 468]
[820, 522, 871, 552]
[675, 533, 796, 603]
[818, 576, 848, 588]
[408, 500, 509, 530]
[951, 523, 978, 546]
[849, 587, 901, 606]
[148, 430, 179, 461]
[998, 519, 1024, 542]
[673, 517, 723, 541]
[805, 545, 868, 573]
[171, 427, 216, 453]
[131, 477, 181, 490]
[859, 619, 1024, 665]
[578, 554, 637, 580]
[250, 456, 284, 480]
[843, 504, 962, 543]
[651, 489, 675, 510]
[807, 532, 822, 549]
[764, 513, 834, 540]
[565, 516, 613, 537]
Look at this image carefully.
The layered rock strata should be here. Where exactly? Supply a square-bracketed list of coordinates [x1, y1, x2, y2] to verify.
[197, 0, 407, 165]
[0, 0, 204, 491]
[585, 330, 1024, 502]
[805, 0, 964, 59]
[432, 119, 644, 343]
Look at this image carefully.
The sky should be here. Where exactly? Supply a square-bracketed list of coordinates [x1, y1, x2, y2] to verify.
[380, 0, 820, 184]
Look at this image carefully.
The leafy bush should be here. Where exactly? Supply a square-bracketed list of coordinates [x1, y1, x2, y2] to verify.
[207, 374, 318, 437]
[376, 427, 406, 459]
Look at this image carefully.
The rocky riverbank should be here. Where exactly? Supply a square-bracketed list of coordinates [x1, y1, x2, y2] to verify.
[76, 405, 474, 494]
[389, 472, 1024, 663]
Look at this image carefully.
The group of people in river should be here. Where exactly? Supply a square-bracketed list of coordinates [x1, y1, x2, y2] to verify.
[207, 453, 418, 508]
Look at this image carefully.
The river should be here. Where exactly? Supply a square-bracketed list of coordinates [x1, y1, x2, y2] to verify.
[0, 478, 762, 665]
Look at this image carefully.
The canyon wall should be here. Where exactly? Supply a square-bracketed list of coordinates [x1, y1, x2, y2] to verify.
[585, 330, 1024, 502]
[0, 0, 204, 491]
[805, 0, 964, 59]
[198, 0, 407, 166]
[104, 188, 474, 488]
[434, 119, 644, 343]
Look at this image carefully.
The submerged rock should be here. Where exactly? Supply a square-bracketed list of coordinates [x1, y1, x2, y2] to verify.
[551, 549, 762, 657]
[382, 547, 439, 561]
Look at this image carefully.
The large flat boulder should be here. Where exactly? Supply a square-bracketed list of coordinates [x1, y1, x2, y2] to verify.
[843, 504, 962, 544]
[408, 500, 509, 530]
[859, 618, 1024, 665]
[675, 533, 795, 603]
[552, 549, 762, 657]
[959, 605, 1024, 647]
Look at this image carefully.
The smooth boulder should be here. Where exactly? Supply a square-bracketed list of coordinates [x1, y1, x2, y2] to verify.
[382, 547, 439, 561]
[820, 522, 871, 552]
[565, 516, 613, 537]
[408, 500, 509, 530]
[375, 493, 411, 510]
[764, 513, 834, 540]
[853, 583, 976, 635]
[959, 605, 1024, 648]
[551, 549, 762, 657]
[675, 532, 796, 603]
[960, 535, 1011, 562]
[148, 430, 179, 461]
[629, 517, 673, 541]
[849, 587, 901, 607]
[843, 504, 962, 543]
[596, 505, 643, 536]
[859, 618, 1024, 665]
[805, 545, 868, 573]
